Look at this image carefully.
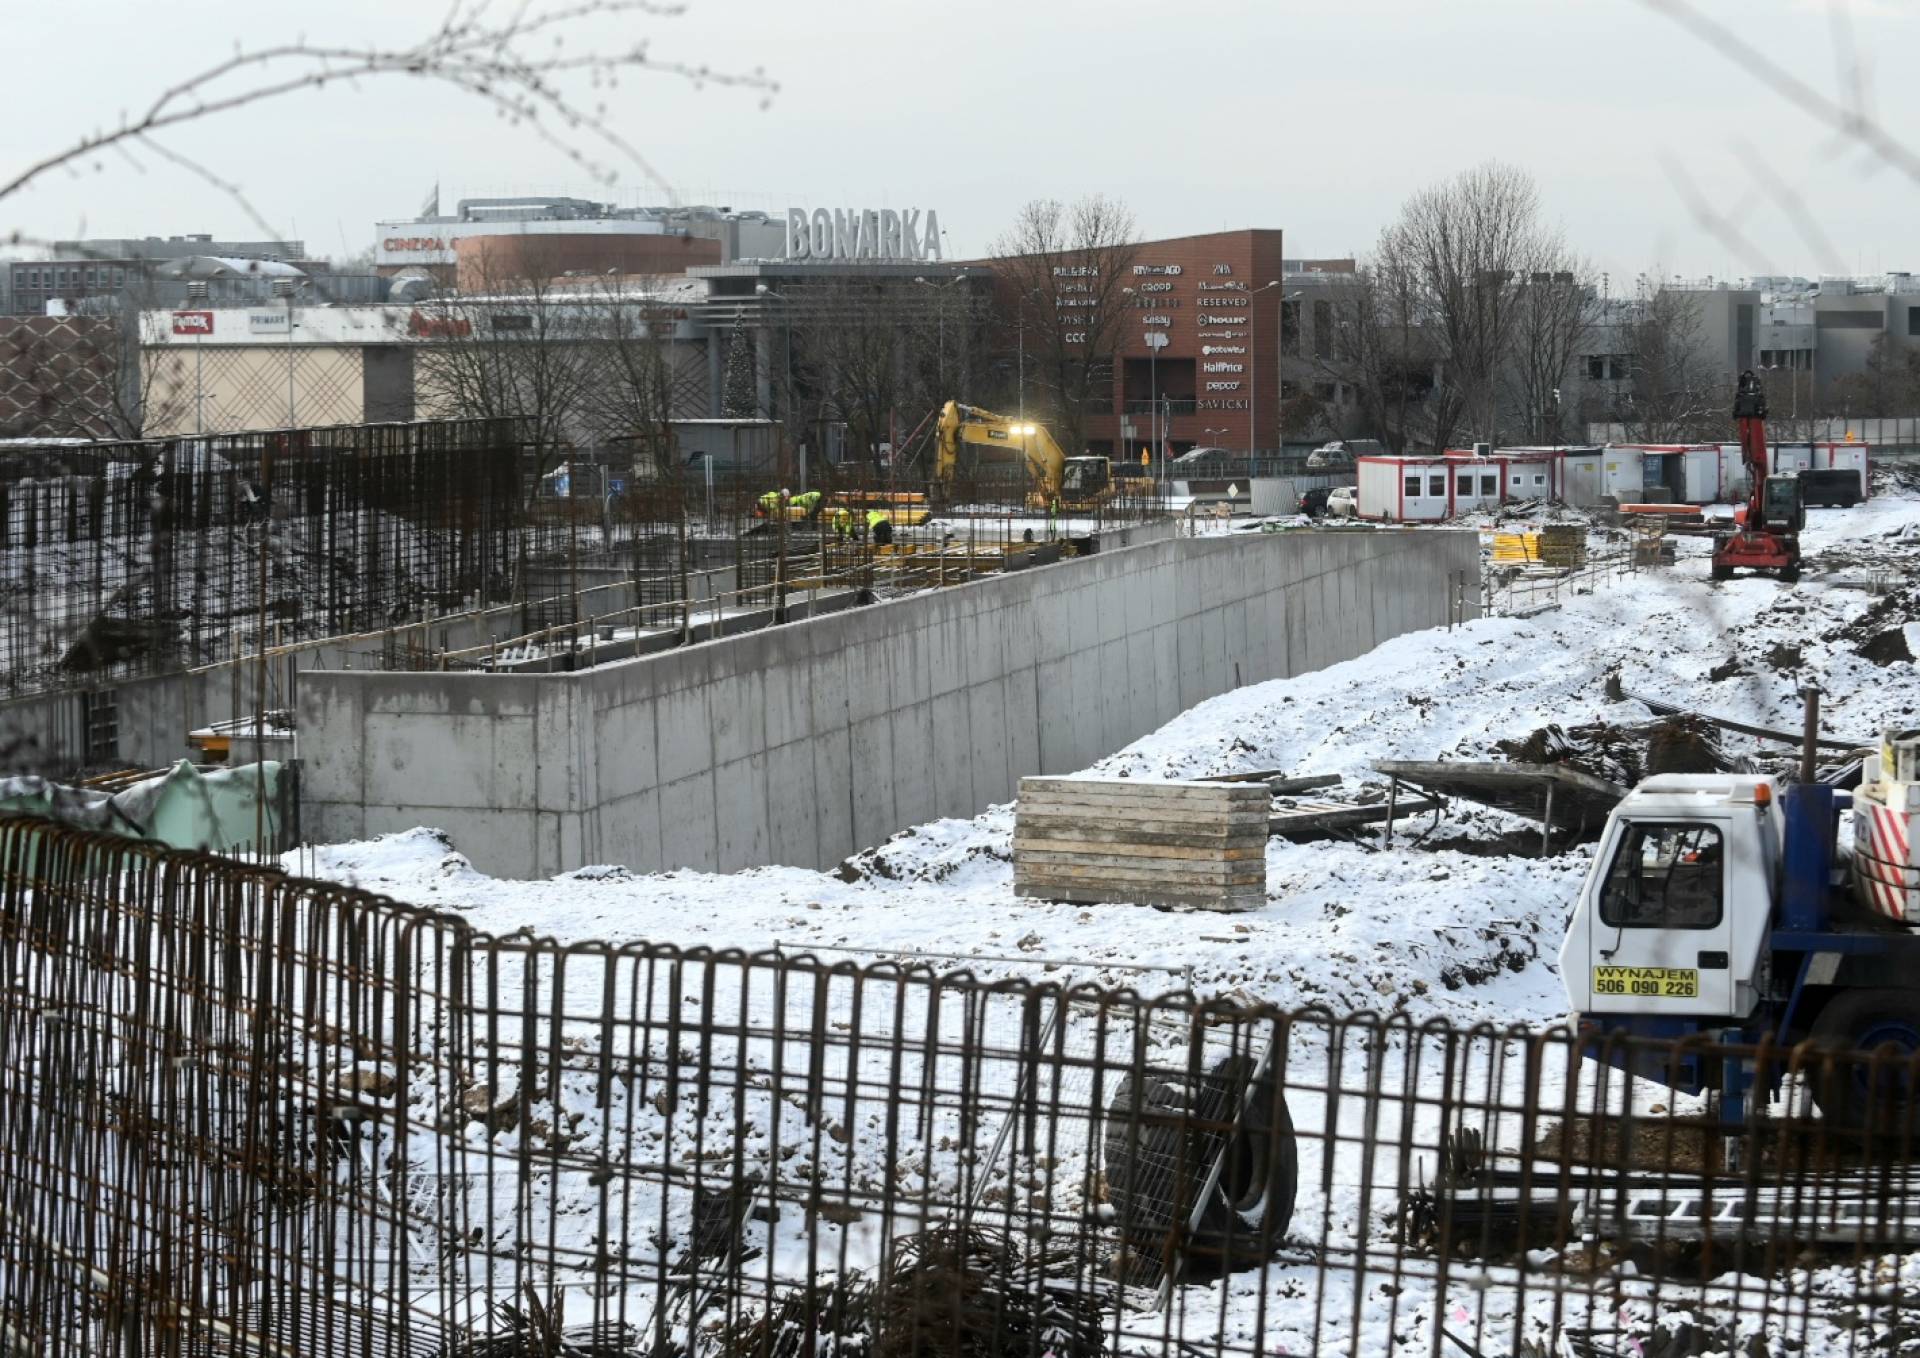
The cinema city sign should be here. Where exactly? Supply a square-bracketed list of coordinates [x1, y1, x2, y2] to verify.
[786, 207, 944, 262]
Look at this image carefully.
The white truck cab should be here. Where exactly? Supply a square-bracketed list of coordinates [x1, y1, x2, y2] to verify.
[1560, 775, 1784, 1019]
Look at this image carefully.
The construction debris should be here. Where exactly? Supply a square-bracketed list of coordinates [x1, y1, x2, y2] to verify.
[1374, 759, 1625, 852]
[1267, 786, 1443, 841]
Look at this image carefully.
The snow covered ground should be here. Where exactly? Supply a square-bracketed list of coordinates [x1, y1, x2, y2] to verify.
[302, 479, 1920, 1026]
[290, 474, 1920, 1357]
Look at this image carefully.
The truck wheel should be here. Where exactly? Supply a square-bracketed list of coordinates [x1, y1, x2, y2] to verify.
[1103, 1053, 1297, 1273]
[1807, 989, 1920, 1134]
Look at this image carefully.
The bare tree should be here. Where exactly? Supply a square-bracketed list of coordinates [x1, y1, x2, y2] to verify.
[1829, 333, 1920, 418]
[411, 237, 600, 473]
[1504, 249, 1599, 444]
[1373, 162, 1544, 452]
[1319, 255, 1433, 455]
[0, 5, 772, 440]
[990, 196, 1139, 456]
[1612, 283, 1728, 443]
[582, 279, 706, 479]
[2, 4, 774, 237]
[788, 280, 917, 469]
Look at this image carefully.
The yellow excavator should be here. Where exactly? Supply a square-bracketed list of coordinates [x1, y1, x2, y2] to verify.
[932, 401, 1114, 510]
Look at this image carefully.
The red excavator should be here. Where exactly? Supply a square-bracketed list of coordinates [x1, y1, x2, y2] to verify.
[1711, 368, 1803, 582]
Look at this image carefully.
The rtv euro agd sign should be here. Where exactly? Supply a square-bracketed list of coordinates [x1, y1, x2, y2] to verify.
[786, 207, 943, 262]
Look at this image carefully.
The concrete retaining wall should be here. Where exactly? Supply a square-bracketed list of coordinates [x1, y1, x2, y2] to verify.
[299, 527, 1479, 880]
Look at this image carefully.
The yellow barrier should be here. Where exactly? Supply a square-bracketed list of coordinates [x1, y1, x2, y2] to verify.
[1489, 532, 1540, 564]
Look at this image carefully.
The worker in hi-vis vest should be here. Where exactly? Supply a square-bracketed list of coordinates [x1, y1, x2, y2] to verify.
[866, 508, 893, 547]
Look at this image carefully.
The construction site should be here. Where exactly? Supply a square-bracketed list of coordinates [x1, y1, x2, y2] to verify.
[3, 390, 1920, 1358]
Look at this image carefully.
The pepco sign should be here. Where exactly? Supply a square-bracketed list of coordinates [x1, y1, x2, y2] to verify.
[171, 311, 214, 336]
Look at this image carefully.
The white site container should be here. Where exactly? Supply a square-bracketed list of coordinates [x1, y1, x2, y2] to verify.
[1357, 457, 1446, 520]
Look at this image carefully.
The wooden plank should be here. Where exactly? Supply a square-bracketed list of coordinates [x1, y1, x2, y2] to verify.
[1018, 778, 1267, 804]
[1268, 794, 1443, 835]
[1268, 774, 1344, 794]
[1014, 818, 1267, 845]
[1190, 770, 1344, 794]
[1623, 691, 1867, 751]
[1014, 840, 1266, 864]
[1014, 805, 1268, 829]
[1015, 862, 1267, 886]
[1013, 848, 1267, 872]
[1018, 796, 1267, 819]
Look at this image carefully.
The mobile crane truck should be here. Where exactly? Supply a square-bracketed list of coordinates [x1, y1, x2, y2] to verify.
[1561, 704, 1920, 1136]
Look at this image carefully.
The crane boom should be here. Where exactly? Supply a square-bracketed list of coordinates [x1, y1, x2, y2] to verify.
[1710, 369, 1802, 582]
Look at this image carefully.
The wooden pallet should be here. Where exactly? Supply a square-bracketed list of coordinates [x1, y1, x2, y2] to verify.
[1013, 777, 1268, 912]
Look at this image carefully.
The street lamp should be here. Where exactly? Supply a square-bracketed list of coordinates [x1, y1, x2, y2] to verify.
[754, 283, 799, 485]
[913, 271, 969, 395]
[1231, 280, 1286, 456]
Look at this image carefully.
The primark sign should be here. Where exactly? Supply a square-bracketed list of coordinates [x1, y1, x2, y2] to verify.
[786, 207, 944, 262]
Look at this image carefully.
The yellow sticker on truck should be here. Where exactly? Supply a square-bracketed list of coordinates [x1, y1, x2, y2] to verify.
[1592, 966, 1699, 999]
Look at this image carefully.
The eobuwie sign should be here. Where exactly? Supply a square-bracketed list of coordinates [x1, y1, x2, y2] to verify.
[786, 208, 943, 262]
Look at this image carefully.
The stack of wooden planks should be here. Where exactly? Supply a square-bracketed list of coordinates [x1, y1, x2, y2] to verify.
[1012, 777, 1268, 912]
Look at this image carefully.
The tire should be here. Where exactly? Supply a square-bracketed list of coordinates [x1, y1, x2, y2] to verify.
[1711, 562, 1733, 581]
[1807, 989, 1920, 1134]
[1103, 1053, 1297, 1273]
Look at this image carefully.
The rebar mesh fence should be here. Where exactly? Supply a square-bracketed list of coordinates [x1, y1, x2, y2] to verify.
[0, 421, 525, 697]
[8, 818, 1919, 1356]
[0, 427, 1174, 694]
[313, 461, 1173, 674]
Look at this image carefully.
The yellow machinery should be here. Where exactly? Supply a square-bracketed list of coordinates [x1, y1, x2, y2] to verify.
[932, 401, 1113, 510]
[762, 490, 930, 527]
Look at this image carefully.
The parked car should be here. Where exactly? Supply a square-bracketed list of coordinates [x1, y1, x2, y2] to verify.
[1797, 467, 1864, 508]
[1171, 446, 1232, 465]
[1325, 485, 1360, 518]
[1298, 485, 1336, 517]
[1307, 439, 1386, 469]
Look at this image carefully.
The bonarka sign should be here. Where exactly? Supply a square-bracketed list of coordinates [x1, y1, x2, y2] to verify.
[785, 207, 943, 262]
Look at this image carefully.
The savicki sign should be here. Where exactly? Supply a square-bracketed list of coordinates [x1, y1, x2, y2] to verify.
[786, 208, 943, 262]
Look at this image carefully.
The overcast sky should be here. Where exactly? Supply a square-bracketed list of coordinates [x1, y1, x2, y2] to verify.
[3, 0, 1917, 286]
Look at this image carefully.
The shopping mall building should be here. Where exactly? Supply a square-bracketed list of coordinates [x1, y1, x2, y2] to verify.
[135, 203, 1307, 459]
[1067, 228, 1286, 460]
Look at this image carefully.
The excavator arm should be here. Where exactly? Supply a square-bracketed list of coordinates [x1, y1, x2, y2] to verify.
[1711, 369, 1802, 581]
[933, 400, 1066, 499]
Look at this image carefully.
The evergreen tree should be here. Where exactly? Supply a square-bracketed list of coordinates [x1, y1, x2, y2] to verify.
[721, 310, 758, 418]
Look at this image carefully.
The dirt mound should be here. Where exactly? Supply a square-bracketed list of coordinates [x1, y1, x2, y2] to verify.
[1859, 627, 1914, 667]
[1495, 721, 1646, 786]
[1645, 716, 1729, 775]
[1494, 716, 1730, 786]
